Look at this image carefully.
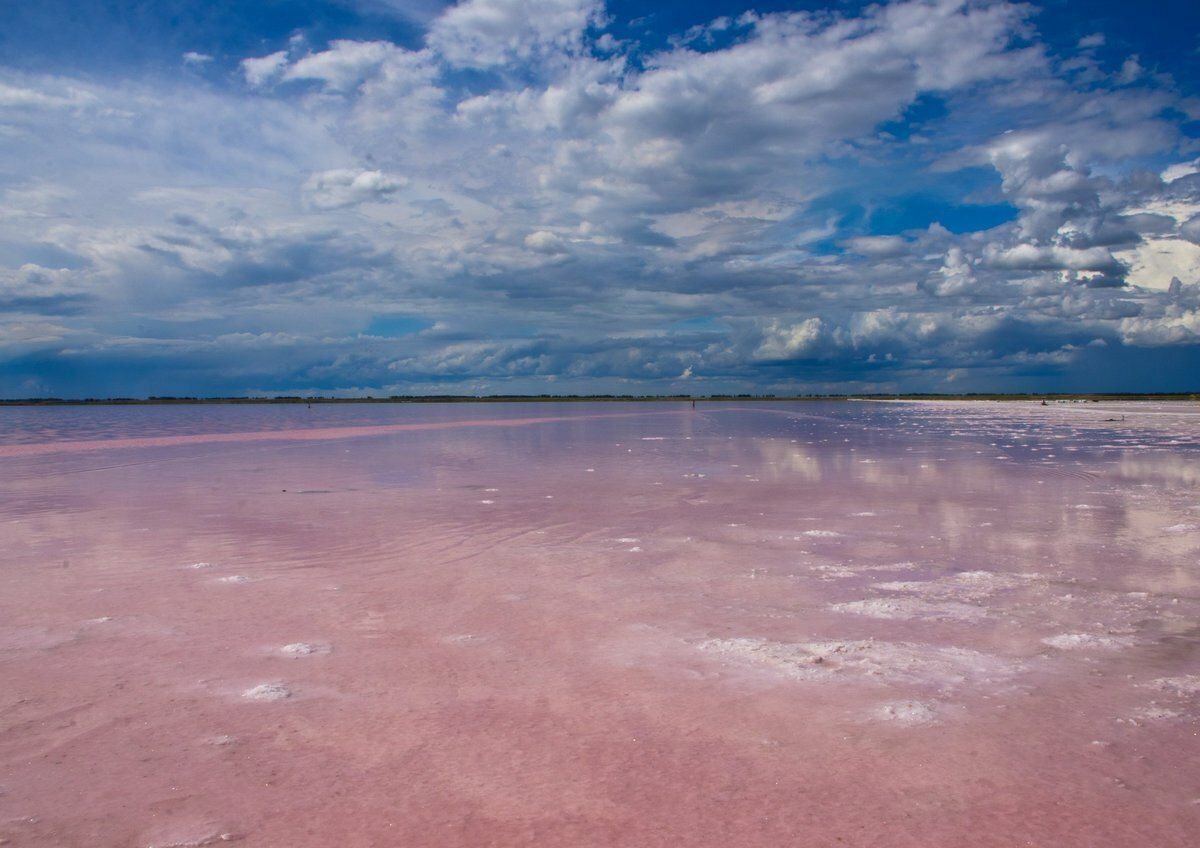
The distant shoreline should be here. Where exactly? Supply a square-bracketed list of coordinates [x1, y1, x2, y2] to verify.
[1, 393, 1197, 406]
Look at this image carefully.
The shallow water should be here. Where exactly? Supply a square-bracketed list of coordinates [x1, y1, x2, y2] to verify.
[1, 400, 1198, 846]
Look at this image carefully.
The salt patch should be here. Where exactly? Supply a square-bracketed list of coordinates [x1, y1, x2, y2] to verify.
[478, 499, 495, 504]
[851, 511, 876, 517]
[873, 700, 939, 725]
[802, 530, 843, 538]
[811, 565, 857, 579]
[699, 637, 1017, 689]
[1129, 706, 1182, 721]
[1163, 523, 1198, 533]
[241, 683, 291, 701]
[280, 642, 330, 656]
[444, 633, 484, 644]
[872, 571, 1025, 601]
[830, 597, 987, 622]
[1150, 676, 1200, 695]
[1041, 633, 1133, 651]
[215, 575, 250, 584]
[615, 537, 640, 543]
[144, 823, 239, 847]
[188, 562, 212, 569]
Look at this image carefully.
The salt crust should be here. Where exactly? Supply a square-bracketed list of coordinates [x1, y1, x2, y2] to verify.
[698, 637, 1018, 688]
[241, 683, 291, 701]
[280, 642, 330, 656]
[1150, 675, 1200, 695]
[873, 700, 939, 725]
[146, 826, 239, 847]
[829, 597, 987, 621]
[1041, 633, 1133, 651]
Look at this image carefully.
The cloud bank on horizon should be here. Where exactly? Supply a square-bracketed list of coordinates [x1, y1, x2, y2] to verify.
[2, 0, 1199, 397]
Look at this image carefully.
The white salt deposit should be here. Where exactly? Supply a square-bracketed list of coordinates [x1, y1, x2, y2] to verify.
[1150, 675, 1200, 695]
[811, 565, 857, 579]
[215, 575, 250, 584]
[241, 683, 292, 701]
[280, 642, 330, 656]
[1129, 706, 1182, 721]
[873, 700, 939, 725]
[1163, 523, 1198, 533]
[830, 597, 987, 622]
[802, 530, 843, 538]
[698, 637, 1018, 689]
[872, 571, 1026, 602]
[145, 824, 239, 847]
[1041, 633, 1133, 651]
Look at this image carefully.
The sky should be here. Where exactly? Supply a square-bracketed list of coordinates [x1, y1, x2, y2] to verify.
[1, 0, 1199, 398]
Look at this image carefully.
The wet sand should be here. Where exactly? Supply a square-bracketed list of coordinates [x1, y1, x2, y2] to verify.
[1, 401, 1198, 846]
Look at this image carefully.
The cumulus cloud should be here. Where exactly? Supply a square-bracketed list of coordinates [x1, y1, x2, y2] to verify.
[524, 230, 568, 254]
[845, 235, 910, 258]
[1181, 215, 1200, 245]
[755, 318, 823, 360]
[241, 51, 290, 87]
[427, 0, 603, 69]
[284, 40, 408, 92]
[303, 169, 409, 209]
[985, 244, 1127, 276]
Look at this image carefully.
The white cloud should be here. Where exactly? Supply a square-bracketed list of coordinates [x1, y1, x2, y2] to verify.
[285, 40, 408, 92]
[427, 0, 602, 69]
[241, 51, 290, 87]
[845, 235, 909, 257]
[930, 246, 975, 295]
[303, 169, 409, 209]
[0, 81, 94, 109]
[755, 317, 823, 360]
[985, 244, 1126, 275]
[524, 230, 567, 254]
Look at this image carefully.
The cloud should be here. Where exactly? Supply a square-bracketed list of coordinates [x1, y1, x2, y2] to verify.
[845, 235, 909, 257]
[284, 40, 407, 92]
[754, 318, 823, 360]
[303, 169, 409, 209]
[1181, 215, 1200, 245]
[984, 244, 1127, 276]
[3, 0, 1200, 396]
[241, 50, 290, 87]
[523, 230, 567, 254]
[427, 0, 603, 69]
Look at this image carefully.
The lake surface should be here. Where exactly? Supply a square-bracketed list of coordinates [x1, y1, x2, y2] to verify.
[2, 400, 1198, 846]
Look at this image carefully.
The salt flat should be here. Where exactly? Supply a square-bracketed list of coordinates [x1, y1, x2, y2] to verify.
[1, 400, 1198, 846]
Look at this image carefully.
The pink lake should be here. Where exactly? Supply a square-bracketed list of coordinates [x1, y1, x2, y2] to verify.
[2, 400, 1199, 847]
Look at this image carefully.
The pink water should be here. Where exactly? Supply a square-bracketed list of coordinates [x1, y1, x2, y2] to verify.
[2, 401, 1198, 846]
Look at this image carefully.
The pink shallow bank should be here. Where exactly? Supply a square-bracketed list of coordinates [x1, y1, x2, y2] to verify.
[1, 400, 1198, 847]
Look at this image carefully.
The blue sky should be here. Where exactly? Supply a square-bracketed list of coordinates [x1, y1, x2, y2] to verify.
[2, 1, 1199, 397]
